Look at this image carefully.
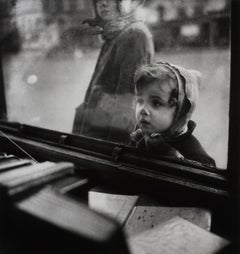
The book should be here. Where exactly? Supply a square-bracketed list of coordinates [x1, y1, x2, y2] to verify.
[88, 190, 139, 225]
[11, 188, 130, 254]
[128, 217, 229, 254]
[124, 205, 212, 236]
[0, 159, 33, 173]
[0, 161, 74, 197]
[51, 175, 91, 194]
[0, 161, 54, 182]
[0, 154, 16, 161]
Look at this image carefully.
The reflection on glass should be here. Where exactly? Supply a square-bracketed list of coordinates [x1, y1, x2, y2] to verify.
[72, 0, 154, 143]
[1, 0, 230, 168]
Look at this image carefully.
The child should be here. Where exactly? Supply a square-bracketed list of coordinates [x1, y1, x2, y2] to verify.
[130, 62, 216, 167]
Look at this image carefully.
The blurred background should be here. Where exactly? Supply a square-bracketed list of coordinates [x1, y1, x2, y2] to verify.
[0, 0, 230, 168]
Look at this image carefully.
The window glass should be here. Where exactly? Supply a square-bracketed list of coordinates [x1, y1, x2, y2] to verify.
[1, 0, 230, 169]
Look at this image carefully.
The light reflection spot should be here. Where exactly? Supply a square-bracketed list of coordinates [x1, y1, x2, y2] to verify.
[27, 75, 38, 85]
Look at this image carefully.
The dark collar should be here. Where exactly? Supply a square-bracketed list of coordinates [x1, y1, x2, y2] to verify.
[169, 120, 196, 143]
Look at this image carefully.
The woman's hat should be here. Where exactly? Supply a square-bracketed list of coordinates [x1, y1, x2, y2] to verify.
[92, 0, 145, 16]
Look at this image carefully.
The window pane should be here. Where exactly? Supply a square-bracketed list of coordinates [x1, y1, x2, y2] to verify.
[1, 0, 230, 169]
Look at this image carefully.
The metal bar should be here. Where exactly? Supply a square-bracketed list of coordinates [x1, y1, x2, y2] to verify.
[0, 47, 7, 120]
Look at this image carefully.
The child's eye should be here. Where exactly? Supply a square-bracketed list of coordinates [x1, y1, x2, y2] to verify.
[136, 97, 144, 104]
[152, 99, 163, 107]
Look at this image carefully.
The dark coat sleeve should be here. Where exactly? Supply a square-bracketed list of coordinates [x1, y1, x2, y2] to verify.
[170, 134, 216, 167]
[111, 27, 154, 94]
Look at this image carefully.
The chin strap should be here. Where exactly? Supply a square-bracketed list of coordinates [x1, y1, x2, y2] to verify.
[130, 128, 145, 143]
[130, 128, 184, 159]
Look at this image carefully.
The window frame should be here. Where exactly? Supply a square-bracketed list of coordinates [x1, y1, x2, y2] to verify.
[0, 53, 7, 121]
[0, 0, 236, 200]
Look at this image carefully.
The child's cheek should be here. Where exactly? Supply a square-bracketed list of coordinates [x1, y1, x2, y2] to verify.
[135, 105, 140, 120]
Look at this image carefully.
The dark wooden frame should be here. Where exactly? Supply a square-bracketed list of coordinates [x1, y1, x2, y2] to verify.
[0, 118, 233, 239]
[0, 49, 7, 120]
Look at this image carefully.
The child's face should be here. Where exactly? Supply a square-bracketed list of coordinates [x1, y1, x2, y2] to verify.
[96, 0, 118, 21]
[135, 80, 176, 135]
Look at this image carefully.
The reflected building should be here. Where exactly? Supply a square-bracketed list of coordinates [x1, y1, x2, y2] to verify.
[144, 0, 230, 51]
[41, 0, 100, 52]
[0, 0, 21, 53]
[0, 0, 231, 54]
[0, 0, 99, 54]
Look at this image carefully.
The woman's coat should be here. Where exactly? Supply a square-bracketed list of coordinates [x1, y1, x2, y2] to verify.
[72, 21, 154, 143]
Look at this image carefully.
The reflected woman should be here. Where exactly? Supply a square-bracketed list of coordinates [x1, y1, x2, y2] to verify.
[72, 0, 154, 143]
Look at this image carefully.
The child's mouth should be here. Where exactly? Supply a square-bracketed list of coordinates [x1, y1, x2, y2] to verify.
[140, 119, 150, 125]
[100, 9, 109, 14]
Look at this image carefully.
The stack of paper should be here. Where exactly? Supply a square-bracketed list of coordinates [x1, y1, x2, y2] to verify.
[128, 217, 229, 254]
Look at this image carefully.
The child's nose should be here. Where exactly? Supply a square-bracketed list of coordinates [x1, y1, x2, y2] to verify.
[140, 106, 150, 116]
